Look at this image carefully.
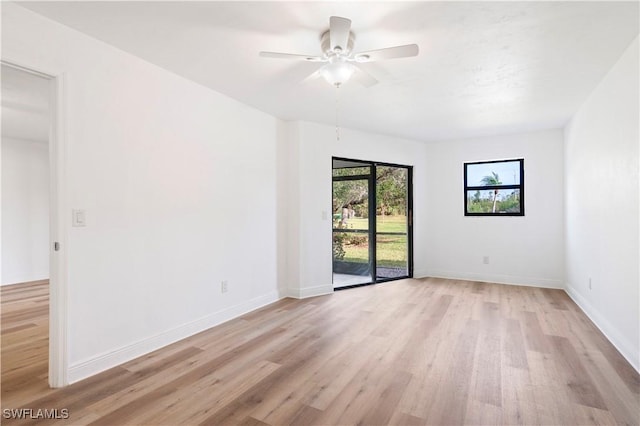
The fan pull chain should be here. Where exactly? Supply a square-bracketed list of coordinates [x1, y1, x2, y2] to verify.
[335, 84, 341, 142]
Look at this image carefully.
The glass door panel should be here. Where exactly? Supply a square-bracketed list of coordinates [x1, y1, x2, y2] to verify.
[376, 166, 409, 279]
[332, 174, 373, 288]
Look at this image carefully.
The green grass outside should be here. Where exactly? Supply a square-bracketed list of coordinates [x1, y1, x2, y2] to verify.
[339, 215, 407, 233]
[335, 215, 408, 267]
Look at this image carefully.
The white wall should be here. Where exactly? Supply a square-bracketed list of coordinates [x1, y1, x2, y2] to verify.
[1, 138, 49, 285]
[277, 121, 301, 297]
[425, 129, 565, 288]
[564, 36, 639, 371]
[2, 3, 279, 383]
[280, 121, 429, 298]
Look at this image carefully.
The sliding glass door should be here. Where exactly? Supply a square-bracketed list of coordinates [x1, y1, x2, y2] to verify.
[332, 158, 413, 289]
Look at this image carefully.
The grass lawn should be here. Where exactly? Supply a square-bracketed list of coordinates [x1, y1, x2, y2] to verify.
[335, 215, 408, 267]
[340, 215, 407, 233]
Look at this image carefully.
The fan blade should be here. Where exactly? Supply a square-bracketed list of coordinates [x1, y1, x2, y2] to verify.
[259, 51, 325, 62]
[329, 16, 351, 52]
[352, 66, 378, 88]
[353, 44, 419, 62]
[302, 68, 323, 84]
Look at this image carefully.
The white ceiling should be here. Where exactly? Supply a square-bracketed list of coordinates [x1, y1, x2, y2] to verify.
[1, 64, 50, 143]
[15, 1, 640, 142]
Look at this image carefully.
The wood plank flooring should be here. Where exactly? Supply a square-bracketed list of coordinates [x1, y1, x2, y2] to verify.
[1, 278, 639, 425]
[1, 280, 50, 410]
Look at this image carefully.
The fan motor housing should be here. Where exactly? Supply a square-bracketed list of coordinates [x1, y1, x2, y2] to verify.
[320, 30, 355, 55]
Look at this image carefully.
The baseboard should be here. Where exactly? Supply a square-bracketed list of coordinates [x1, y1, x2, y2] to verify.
[67, 290, 281, 384]
[277, 287, 290, 299]
[1, 272, 49, 286]
[286, 284, 333, 299]
[565, 284, 639, 373]
[0, 279, 49, 287]
[412, 269, 430, 279]
[426, 270, 563, 289]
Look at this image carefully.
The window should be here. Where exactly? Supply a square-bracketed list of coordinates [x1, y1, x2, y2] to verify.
[464, 158, 524, 216]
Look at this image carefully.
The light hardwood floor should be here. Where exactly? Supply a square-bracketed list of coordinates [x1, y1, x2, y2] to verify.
[2, 278, 639, 425]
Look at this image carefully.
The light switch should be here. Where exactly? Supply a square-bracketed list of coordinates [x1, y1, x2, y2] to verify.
[72, 209, 86, 227]
[321, 211, 328, 220]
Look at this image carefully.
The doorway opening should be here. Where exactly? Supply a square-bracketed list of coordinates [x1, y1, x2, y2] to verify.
[1, 61, 65, 389]
[332, 157, 413, 289]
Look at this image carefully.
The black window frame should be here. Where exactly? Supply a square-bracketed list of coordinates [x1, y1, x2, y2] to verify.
[464, 158, 525, 217]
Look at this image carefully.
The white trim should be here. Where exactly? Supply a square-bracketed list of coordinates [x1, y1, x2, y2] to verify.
[565, 284, 639, 373]
[0, 60, 53, 79]
[412, 268, 430, 279]
[48, 70, 69, 388]
[286, 284, 334, 299]
[277, 287, 290, 299]
[1, 272, 50, 286]
[68, 291, 281, 384]
[425, 269, 563, 289]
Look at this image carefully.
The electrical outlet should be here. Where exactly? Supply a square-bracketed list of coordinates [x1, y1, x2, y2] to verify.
[483, 256, 490, 265]
[588, 278, 592, 290]
[221, 280, 228, 293]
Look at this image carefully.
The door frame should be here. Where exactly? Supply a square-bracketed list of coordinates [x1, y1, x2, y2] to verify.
[2, 60, 68, 387]
[332, 156, 414, 288]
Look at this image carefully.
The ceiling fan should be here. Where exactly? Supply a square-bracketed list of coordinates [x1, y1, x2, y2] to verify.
[259, 16, 419, 88]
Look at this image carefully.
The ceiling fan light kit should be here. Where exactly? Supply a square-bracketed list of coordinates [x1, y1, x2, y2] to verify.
[259, 16, 419, 88]
[319, 59, 356, 87]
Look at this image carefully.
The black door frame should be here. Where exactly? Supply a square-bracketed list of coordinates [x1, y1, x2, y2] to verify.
[332, 156, 414, 289]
